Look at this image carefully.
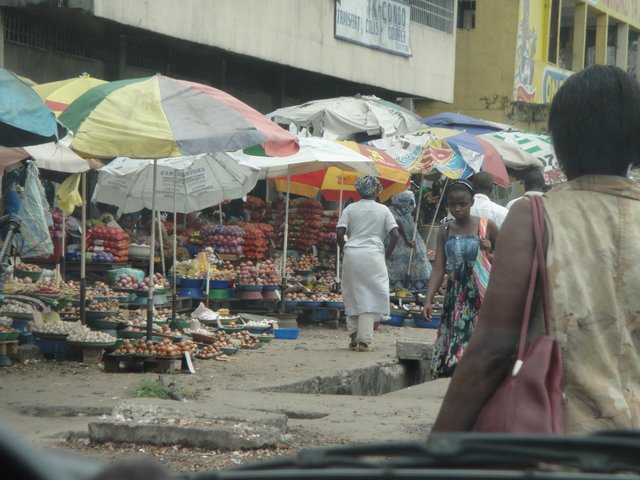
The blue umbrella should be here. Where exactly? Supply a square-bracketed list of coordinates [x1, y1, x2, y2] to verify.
[421, 112, 510, 136]
[0, 68, 63, 147]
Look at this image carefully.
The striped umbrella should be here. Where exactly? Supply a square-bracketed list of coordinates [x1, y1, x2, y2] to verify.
[274, 141, 410, 203]
[32, 73, 107, 117]
[481, 130, 563, 184]
[59, 73, 299, 159]
[59, 73, 299, 337]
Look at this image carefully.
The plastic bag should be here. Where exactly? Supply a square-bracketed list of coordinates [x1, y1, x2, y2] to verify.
[14, 162, 53, 259]
[55, 173, 83, 216]
[3, 183, 20, 214]
[190, 302, 218, 320]
[107, 268, 144, 284]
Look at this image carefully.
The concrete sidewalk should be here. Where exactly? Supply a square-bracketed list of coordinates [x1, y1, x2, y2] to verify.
[0, 323, 448, 449]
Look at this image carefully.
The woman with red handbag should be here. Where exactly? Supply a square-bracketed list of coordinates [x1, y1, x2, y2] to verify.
[430, 65, 640, 435]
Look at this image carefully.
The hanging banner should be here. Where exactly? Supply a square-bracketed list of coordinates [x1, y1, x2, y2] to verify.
[335, 0, 412, 57]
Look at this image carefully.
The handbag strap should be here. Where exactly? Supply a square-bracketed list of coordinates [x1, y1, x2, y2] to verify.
[513, 195, 550, 374]
[531, 196, 551, 335]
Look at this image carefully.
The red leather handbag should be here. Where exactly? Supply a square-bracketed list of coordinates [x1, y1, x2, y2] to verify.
[473, 196, 565, 434]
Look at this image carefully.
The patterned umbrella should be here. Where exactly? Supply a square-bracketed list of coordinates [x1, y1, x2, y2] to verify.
[369, 127, 509, 186]
[32, 73, 107, 117]
[59, 73, 299, 159]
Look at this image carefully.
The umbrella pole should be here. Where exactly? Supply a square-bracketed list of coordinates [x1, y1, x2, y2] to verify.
[157, 209, 165, 275]
[146, 159, 158, 341]
[405, 172, 424, 282]
[335, 173, 344, 292]
[423, 177, 449, 254]
[279, 165, 291, 314]
[171, 170, 177, 325]
[60, 212, 66, 283]
[79, 173, 87, 325]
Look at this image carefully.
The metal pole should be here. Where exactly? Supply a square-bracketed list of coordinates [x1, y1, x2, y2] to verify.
[171, 169, 178, 324]
[279, 165, 291, 314]
[79, 173, 87, 325]
[156, 209, 165, 275]
[335, 172, 344, 288]
[406, 172, 424, 278]
[423, 177, 449, 252]
[146, 159, 158, 341]
[60, 212, 66, 284]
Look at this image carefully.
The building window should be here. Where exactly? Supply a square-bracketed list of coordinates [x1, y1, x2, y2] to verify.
[2, 8, 115, 62]
[126, 35, 166, 72]
[398, 0, 455, 34]
[457, 0, 475, 30]
[2, 9, 47, 49]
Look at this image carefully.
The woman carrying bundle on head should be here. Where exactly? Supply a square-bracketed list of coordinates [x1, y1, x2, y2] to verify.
[422, 180, 499, 378]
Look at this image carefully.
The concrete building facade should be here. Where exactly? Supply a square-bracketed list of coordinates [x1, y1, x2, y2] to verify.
[0, 0, 457, 115]
[418, 0, 640, 131]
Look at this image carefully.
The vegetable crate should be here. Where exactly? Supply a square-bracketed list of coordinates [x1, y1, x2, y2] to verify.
[0, 340, 18, 357]
[103, 354, 187, 374]
[34, 338, 68, 361]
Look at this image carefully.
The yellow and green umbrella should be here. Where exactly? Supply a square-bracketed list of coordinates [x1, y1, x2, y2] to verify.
[32, 73, 106, 117]
[59, 73, 299, 159]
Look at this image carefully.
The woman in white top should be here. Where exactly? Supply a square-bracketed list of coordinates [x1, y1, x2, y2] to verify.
[337, 176, 399, 352]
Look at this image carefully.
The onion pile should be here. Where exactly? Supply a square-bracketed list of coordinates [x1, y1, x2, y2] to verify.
[67, 329, 116, 344]
[199, 225, 245, 255]
[196, 345, 222, 359]
[155, 338, 185, 358]
[86, 300, 119, 312]
[113, 339, 156, 355]
[230, 330, 260, 348]
[244, 319, 275, 328]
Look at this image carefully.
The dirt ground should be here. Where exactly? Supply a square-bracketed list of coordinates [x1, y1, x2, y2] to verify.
[0, 322, 447, 474]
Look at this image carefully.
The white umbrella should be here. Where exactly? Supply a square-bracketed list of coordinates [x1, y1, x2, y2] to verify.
[93, 154, 261, 323]
[268, 95, 424, 141]
[93, 154, 260, 215]
[24, 133, 103, 173]
[236, 137, 380, 178]
[233, 137, 379, 308]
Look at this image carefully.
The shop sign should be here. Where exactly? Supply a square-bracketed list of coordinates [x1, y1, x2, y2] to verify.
[335, 0, 412, 57]
[542, 66, 571, 104]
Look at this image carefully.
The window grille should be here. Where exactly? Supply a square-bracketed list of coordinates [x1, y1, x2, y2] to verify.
[398, 0, 455, 34]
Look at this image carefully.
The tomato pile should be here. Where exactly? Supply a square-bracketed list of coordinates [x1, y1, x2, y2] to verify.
[88, 226, 130, 263]
[280, 198, 324, 251]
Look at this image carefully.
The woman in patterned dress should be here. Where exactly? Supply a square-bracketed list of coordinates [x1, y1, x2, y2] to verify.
[386, 190, 432, 293]
[422, 180, 498, 378]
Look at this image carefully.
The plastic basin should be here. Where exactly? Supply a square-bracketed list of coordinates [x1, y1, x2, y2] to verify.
[274, 328, 299, 340]
[180, 277, 204, 288]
